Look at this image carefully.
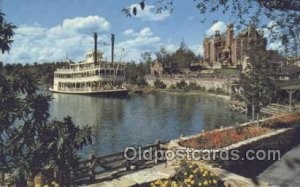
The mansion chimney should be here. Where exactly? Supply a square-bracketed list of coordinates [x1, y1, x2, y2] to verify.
[226, 24, 234, 48]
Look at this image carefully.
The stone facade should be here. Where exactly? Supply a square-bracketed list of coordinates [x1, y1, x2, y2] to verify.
[203, 24, 267, 69]
[150, 61, 164, 77]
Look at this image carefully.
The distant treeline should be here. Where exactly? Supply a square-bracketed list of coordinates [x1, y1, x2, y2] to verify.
[0, 61, 69, 86]
[0, 61, 152, 86]
[0, 42, 202, 87]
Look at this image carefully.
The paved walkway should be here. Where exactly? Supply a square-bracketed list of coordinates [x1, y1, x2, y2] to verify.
[258, 144, 300, 186]
[86, 161, 269, 187]
[86, 163, 176, 187]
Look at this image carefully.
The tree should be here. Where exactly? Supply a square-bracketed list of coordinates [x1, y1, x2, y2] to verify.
[154, 79, 166, 89]
[124, 0, 299, 55]
[0, 70, 93, 186]
[173, 41, 198, 70]
[0, 10, 16, 54]
[155, 43, 198, 73]
[136, 77, 148, 87]
[0, 12, 93, 184]
[235, 42, 277, 120]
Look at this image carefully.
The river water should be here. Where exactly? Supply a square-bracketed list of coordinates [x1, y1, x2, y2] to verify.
[49, 93, 246, 156]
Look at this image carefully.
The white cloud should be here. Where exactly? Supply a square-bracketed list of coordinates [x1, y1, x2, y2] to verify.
[262, 21, 284, 51]
[117, 28, 161, 62]
[130, 4, 170, 21]
[164, 44, 177, 53]
[1, 16, 110, 63]
[123, 29, 134, 35]
[206, 21, 226, 36]
[190, 44, 203, 56]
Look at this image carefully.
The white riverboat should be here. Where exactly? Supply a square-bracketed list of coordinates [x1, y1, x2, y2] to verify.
[50, 33, 128, 96]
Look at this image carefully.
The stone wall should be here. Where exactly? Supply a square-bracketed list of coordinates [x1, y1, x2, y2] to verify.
[145, 77, 231, 93]
[171, 117, 300, 178]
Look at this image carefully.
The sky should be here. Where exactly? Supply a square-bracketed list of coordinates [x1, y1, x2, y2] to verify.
[0, 0, 274, 63]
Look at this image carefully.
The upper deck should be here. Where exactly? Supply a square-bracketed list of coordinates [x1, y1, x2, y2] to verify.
[55, 62, 125, 73]
[55, 50, 125, 74]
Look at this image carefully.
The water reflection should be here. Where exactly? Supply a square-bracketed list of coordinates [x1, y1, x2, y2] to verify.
[50, 93, 246, 156]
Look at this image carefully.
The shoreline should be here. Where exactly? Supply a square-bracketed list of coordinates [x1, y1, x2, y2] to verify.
[129, 87, 231, 101]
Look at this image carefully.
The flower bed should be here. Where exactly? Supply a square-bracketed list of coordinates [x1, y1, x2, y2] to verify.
[262, 114, 300, 128]
[179, 114, 300, 149]
[179, 125, 273, 149]
[148, 161, 224, 187]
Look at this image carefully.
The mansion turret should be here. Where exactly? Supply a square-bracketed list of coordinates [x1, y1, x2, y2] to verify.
[203, 24, 267, 69]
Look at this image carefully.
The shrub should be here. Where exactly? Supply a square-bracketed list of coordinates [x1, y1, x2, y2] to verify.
[176, 80, 187, 89]
[154, 79, 167, 89]
[169, 84, 177, 90]
[187, 82, 202, 91]
[149, 161, 224, 187]
[207, 88, 227, 95]
[136, 77, 148, 87]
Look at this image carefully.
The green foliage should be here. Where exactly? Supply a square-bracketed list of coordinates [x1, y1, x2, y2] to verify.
[231, 92, 244, 101]
[155, 44, 199, 74]
[124, 0, 299, 55]
[136, 77, 148, 87]
[154, 79, 166, 89]
[184, 82, 204, 91]
[2, 62, 69, 86]
[207, 87, 227, 95]
[0, 70, 93, 185]
[174, 81, 205, 92]
[125, 60, 152, 85]
[0, 10, 16, 54]
[169, 84, 177, 89]
[236, 42, 277, 117]
[176, 80, 187, 90]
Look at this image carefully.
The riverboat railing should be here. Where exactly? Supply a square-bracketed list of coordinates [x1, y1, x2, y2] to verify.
[56, 64, 125, 73]
[73, 140, 168, 185]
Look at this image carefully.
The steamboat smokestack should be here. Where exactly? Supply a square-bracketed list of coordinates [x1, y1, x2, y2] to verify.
[111, 34, 115, 63]
[94, 32, 97, 64]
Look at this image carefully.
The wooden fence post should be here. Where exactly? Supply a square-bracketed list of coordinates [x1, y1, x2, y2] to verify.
[89, 154, 96, 182]
[155, 139, 160, 150]
[126, 161, 131, 171]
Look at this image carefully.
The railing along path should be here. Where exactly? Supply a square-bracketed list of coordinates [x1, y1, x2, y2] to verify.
[74, 140, 168, 185]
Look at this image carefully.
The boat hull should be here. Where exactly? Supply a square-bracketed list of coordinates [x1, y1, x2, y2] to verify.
[49, 88, 129, 96]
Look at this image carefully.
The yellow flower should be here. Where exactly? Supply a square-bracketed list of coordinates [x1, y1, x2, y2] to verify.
[193, 169, 197, 174]
[190, 180, 195, 185]
[204, 180, 208, 186]
[51, 181, 59, 187]
[171, 181, 178, 187]
[162, 181, 168, 187]
[212, 179, 217, 184]
[189, 174, 194, 178]
[198, 182, 202, 186]
[184, 172, 188, 176]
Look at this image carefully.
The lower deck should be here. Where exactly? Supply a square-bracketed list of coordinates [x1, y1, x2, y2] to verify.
[49, 88, 129, 96]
